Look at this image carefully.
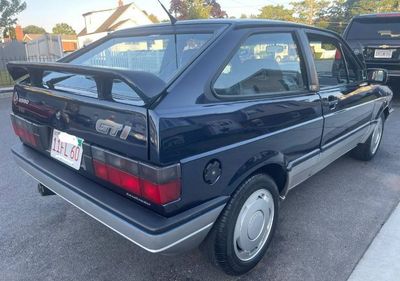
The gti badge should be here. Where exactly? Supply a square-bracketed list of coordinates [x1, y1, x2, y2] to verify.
[95, 119, 131, 140]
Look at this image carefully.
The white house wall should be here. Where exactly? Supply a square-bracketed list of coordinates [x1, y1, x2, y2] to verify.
[78, 32, 108, 48]
[85, 10, 114, 34]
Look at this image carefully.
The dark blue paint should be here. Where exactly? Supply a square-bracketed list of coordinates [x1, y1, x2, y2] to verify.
[10, 20, 393, 216]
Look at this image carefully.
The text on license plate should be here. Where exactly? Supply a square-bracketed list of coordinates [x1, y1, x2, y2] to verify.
[374, 49, 394, 58]
[50, 129, 84, 170]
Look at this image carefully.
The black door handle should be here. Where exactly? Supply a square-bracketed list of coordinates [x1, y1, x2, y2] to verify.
[325, 95, 339, 110]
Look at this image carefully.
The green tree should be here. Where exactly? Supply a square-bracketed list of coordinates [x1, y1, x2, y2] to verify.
[169, 0, 225, 20]
[258, 5, 294, 21]
[2, 25, 14, 38]
[52, 23, 76, 35]
[291, 0, 330, 25]
[148, 13, 160, 23]
[351, 0, 400, 14]
[23, 25, 46, 34]
[0, 0, 26, 29]
[188, 0, 211, 19]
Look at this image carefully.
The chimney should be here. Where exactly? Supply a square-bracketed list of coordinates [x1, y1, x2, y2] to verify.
[118, 0, 123, 7]
[15, 24, 23, 41]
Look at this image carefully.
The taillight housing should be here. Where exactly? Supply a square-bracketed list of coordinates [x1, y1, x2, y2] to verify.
[11, 113, 40, 147]
[92, 146, 181, 205]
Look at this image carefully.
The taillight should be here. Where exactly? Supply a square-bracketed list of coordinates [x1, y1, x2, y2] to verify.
[335, 49, 342, 60]
[92, 146, 181, 205]
[11, 115, 38, 147]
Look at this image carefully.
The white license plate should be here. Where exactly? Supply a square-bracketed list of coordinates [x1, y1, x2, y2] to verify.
[50, 129, 84, 170]
[374, 49, 394, 59]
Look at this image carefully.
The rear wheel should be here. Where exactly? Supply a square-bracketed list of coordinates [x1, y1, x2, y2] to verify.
[203, 174, 279, 276]
[351, 114, 384, 161]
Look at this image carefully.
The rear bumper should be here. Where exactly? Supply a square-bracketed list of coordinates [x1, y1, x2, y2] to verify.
[12, 144, 227, 254]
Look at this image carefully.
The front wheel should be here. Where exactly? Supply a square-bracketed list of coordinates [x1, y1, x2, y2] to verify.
[351, 114, 385, 161]
[203, 174, 279, 276]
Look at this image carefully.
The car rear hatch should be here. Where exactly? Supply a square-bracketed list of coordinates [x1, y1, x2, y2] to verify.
[8, 62, 152, 162]
[8, 62, 184, 212]
[345, 15, 400, 66]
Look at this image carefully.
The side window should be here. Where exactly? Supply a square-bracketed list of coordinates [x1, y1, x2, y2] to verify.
[214, 33, 306, 97]
[342, 47, 362, 83]
[307, 33, 348, 87]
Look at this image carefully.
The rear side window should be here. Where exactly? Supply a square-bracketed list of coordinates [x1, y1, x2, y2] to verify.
[73, 33, 213, 83]
[214, 32, 306, 98]
[42, 71, 98, 97]
[307, 34, 348, 87]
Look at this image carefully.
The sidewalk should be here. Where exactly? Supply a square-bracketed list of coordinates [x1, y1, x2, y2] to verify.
[348, 203, 400, 281]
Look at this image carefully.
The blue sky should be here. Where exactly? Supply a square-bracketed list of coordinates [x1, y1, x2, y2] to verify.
[17, 0, 289, 33]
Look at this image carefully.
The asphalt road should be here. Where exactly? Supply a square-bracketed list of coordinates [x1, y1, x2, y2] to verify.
[1, 94, 400, 281]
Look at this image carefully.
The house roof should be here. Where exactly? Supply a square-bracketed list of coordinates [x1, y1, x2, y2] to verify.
[78, 2, 151, 37]
[77, 28, 87, 37]
[95, 3, 131, 33]
[23, 34, 43, 42]
[60, 34, 78, 40]
[108, 19, 130, 31]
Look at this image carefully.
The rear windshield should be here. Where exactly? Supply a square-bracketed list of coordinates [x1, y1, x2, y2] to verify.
[72, 33, 213, 83]
[347, 17, 400, 40]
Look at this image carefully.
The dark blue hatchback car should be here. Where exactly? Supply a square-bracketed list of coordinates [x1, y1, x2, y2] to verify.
[8, 20, 393, 275]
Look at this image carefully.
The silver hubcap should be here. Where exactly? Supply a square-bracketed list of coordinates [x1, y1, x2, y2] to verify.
[233, 189, 275, 261]
[371, 118, 383, 154]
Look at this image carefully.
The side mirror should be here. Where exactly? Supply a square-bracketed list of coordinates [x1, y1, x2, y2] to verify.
[367, 68, 389, 84]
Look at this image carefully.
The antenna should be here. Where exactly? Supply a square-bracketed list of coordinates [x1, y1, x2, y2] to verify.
[157, 0, 177, 25]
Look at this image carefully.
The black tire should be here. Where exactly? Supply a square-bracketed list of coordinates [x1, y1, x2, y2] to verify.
[351, 114, 385, 161]
[202, 174, 279, 276]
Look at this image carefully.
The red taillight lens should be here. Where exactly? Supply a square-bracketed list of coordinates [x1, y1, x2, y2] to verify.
[141, 179, 181, 205]
[92, 146, 181, 205]
[11, 118, 38, 147]
[93, 160, 108, 180]
[335, 49, 342, 60]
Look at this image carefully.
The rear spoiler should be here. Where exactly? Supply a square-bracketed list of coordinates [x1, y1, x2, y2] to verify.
[7, 62, 167, 103]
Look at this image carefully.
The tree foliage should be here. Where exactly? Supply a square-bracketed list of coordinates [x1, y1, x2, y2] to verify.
[351, 0, 400, 14]
[291, 0, 330, 25]
[169, 0, 226, 20]
[52, 23, 76, 35]
[2, 25, 14, 38]
[23, 25, 46, 34]
[0, 0, 26, 29]
[148, 13, 160, 23]
[258, 5, 294, 21]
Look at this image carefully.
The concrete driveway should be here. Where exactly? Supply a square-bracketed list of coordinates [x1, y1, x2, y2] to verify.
[1, 94, 399, 281]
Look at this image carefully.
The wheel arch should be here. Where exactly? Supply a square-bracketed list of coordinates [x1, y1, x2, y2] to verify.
[226, 151, 288, 198]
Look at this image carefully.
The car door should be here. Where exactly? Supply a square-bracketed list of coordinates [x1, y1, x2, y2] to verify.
[304, 30, 376, 153]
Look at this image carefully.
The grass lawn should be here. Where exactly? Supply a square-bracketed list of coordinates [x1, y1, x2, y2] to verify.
[0, 70, 13, 87]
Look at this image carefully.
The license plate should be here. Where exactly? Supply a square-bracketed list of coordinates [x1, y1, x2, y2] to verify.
[374, 49, 394, 59]
[50, 129, 84, 170]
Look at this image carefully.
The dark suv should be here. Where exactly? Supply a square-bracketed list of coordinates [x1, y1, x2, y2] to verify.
[8, 20, 393, 275]
[344, 13, 400, 78]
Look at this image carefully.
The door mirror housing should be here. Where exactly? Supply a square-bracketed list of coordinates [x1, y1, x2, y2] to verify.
[367, 68, 389, 84]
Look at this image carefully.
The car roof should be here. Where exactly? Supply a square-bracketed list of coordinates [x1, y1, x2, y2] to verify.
[352, 12, 400, 19]
[112, 19, 340, 37]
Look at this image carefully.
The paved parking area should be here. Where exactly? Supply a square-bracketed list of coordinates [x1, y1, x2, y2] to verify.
[1, 95, 400, 281]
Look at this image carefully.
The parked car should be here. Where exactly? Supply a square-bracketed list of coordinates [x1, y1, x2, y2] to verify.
[8, 20, 393, 276]
[344, 13, 400, 79]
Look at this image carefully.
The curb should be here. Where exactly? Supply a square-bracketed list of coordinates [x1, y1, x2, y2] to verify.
[0, 87, 13, 99]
